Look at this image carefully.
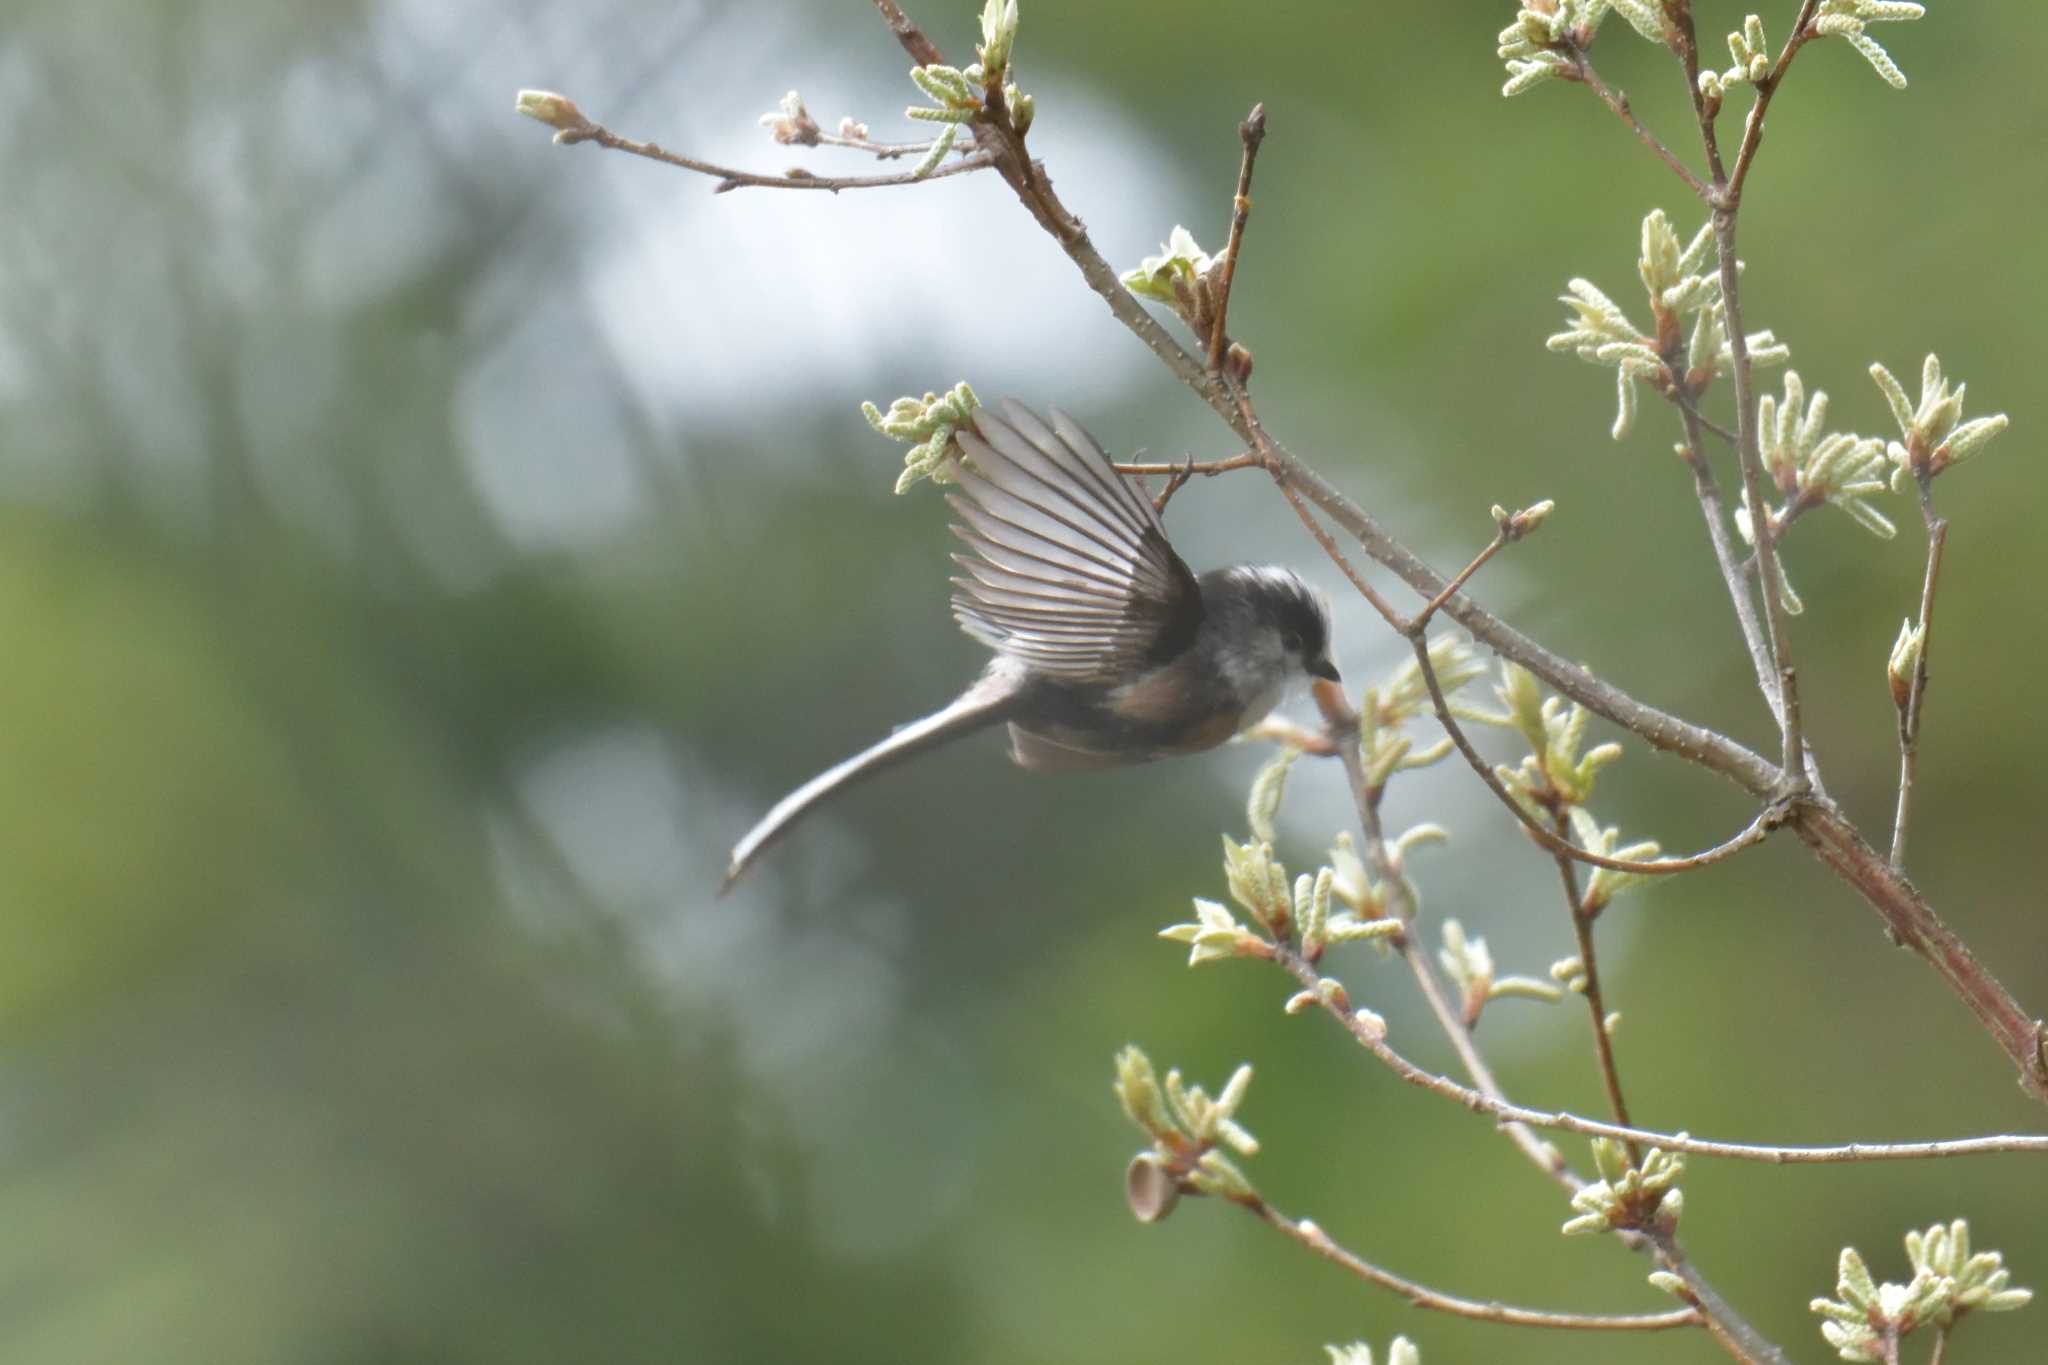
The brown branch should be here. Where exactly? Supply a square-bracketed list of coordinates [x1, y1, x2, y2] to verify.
[1410, 531, 1506, 634]
[1268, 939, 2048, 1164]
[1551, 812, 1637, 1152]
[1674, 396, 1785, 723]
[1722, 1, 1824, 211]
[871, 0, 946, 67]
[1677, 0, 1822, 787]
[1111, 452, 1261, 478]
[1891, 498, 1948, 869]
[1310, 678, 1576, 1188]
[1565, 48, 1710, 199]
[1246, 1196, 1702, 1333]
[815, 130, 983, 160]
[1791, 804, 2048, 1097]
[1311, 666, 1786, 1363]
[1638, 10, 2048, 1096]
[1710, 212, 1804, 780]
[1114, 452, 1262, 513]
[1275, 479, 1407, 632]
[1641, 1225, 1783, 1365]
[1206, 104, 1265, 372]
[1406, 628, 1782, 876]
[557, 121, 997, 193]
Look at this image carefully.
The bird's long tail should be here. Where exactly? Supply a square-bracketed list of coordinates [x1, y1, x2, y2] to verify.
[721, 669, 1024, 893]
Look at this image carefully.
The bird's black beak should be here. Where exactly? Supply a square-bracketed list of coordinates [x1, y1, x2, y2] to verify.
[1308, 656, 1341, 683]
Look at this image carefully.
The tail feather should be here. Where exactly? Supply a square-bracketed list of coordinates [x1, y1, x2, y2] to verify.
[721, 670, 1022, 893]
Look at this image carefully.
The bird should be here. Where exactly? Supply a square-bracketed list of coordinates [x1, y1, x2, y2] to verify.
[722, 399, 1339, 890]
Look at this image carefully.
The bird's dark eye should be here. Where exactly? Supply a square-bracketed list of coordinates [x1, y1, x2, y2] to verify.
[1281, 630, 1303, 653]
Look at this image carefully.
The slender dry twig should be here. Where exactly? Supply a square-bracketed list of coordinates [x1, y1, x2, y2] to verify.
[1550, 812, 1636, 1151]
[813, 129, 981, 160]
[1246, 1197, 1703, 1333]
[1719, 1, 1824, 210]
[1892, 502, 1948, 869]
[1678, 1, 1825, 786]
[1712, 214, 1806, 782]
[558, 120, 997, 193]
[1112, 453, 1261, 479]
[1268, 939, 2048, 1164]
[1405, 627, 1783, 876]
[872, 0, 946, 66]
[1674, 392, 1785, 723]
[1117, 452, 1264, 513]
[1274, 477, 1408, 632]
[1309, 678, 1575, 1185]
[1205, 104, 1265, 372]
[1564, 47, 1710, 199]
[1410, 532, 1505, 634]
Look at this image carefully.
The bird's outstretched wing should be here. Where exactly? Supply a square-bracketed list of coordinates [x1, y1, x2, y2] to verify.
[948, 400, 1202, 682]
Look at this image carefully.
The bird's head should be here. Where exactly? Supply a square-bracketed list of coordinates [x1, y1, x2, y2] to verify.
[1211, 566, 1340, 686]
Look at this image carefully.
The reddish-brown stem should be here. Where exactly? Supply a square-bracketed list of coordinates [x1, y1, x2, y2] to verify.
[1791, 803, 2048, 1100]
[1247, 1196, 1702, 1333]
[1722, 2, 1823, 210]
[1673, 387, 1785, 725]
[1551, 811, 1636, 1153]
[1274, 478, 1407, 632]
[1270, 936, 2048, 1162]
[553, 121, 997, 192]
[1111, 452, 1261, 478]
[871, 0, 946, 66]
[1405, 628, 1782, 875]
[1206, 105, 1265, 371]
[1410, 532, 1504, 633]
[1567, 49, 1710, 199]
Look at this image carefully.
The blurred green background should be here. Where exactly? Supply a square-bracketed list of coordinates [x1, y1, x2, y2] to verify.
[4, 2, 2043, 1361]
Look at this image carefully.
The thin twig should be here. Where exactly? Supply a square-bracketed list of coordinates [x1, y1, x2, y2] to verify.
[812, 130, 981, 160]
[1713, 217, 1804, 780]
[1891, 505, 1948, 869]
[1381, 505, 1779, 879]
[1722, 2, 1823, 211]
[1671, 2, 1731, 187]
[1642, 1225, 1782, 1365]
[1676, 0, 1825, 788]
[1310, 679, 1576, 1187]
[1111, 452, 1261, 478]
[1205, 104, 1265, 372]
[1927, 1324, 1951, 1365]
[1407, 629, 1781, 876]
[1675, 398, 1784, 722]
[1550, 812, 1636, 1152]
[1410, 533, 1505, 634]
[871, 0, 946, 66]
[1566, 48, 1710, 200]
[1275, 478, 1407, 632]
[557, 121, 997, 193]
[1306, 687, 1786, 1363]
[1116, 452, 1264, 514]
[1268, 940, 2048, 1163]
[1246, 1197, 1702, 1333]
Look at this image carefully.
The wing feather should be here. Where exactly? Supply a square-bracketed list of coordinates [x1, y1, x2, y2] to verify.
[949, 402, 1201, 680]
